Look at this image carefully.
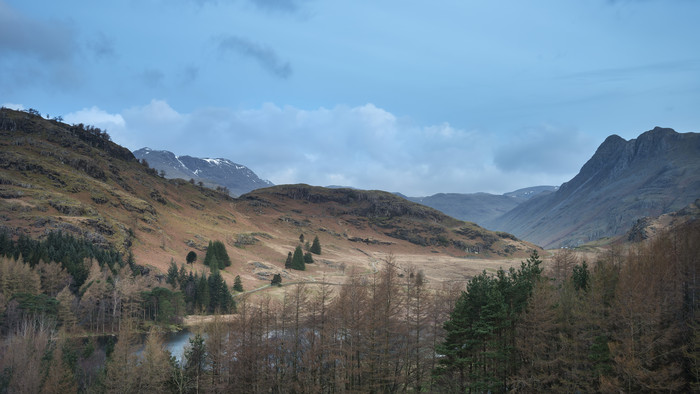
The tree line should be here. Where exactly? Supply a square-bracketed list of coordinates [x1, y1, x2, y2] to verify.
[1, 220, 698, 392]
[437, 221, 699, 392]
[102, 221, 699, 392]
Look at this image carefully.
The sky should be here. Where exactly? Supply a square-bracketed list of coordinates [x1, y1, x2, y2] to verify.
[1, 0, 699, 196]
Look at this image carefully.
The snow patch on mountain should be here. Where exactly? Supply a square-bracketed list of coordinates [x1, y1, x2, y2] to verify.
[133, 148, 273, 197]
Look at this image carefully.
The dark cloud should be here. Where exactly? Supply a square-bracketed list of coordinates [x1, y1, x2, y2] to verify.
[217, 35, 292, 78]
[0, 1, 80, 92]
[0, 1, 76, 60]
[87, 32, 116, 60]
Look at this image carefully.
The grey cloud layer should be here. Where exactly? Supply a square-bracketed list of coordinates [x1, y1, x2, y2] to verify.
[69, 101, 586, 195]
[0, 1, 80, 91]
[217, 35, 292, 78]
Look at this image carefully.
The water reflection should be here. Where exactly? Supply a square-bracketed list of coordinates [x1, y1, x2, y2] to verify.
[163, 329, 196, 363]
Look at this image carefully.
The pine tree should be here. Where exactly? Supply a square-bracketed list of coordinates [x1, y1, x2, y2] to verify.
[184, 333, 208, 393]
[435, 251, 542, 392]
[233, 275, 244, 292]
[304, 252, 314, 264]
[203, 241, 231, 270]
[178, 264, 187, 289]
[208, 272, 233, 313]
[196, 273, 210, 313]
[166, 260, 179, 287]
[291, 246, 305, 271]
[310, 236, 321, 255]
[285, 252, 293, 269]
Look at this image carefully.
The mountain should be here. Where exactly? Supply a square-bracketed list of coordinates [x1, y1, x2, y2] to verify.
[133, 147, 273, 197]
[404, 186, 557, 227]
[0, 108, 536, 288]
[488, 127, 700, 248]
[503, 186, 559, 200]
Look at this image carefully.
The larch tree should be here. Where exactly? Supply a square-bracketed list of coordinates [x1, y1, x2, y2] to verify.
[136, 327, 173, 393]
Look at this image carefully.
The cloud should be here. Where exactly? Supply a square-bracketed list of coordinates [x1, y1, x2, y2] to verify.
[65, 100, 183, 151]
[562, 59, 700, 84]
[87, 32, 116, 60]
[249, 0, 304, 13]
[180, 65, 199, 85]
[64, 106, 126, 129]
[0, 1, 75, 61]
[65, 100, 588, 195]
[190, 0, 309, 13]
[493, 125, 596, 175]
[216, 35, 292, 78]
[0, 1, 80, 91]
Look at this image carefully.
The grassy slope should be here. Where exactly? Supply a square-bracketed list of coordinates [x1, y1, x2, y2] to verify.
[0, 108, 539, 291]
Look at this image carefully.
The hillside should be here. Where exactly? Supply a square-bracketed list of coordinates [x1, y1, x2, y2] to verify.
[488, 127, 700, 248]
[133, 147, 273, 197]
[405, 186, 557, 226]
[625, 198, 700, 243]
[0, 108, 537, 289]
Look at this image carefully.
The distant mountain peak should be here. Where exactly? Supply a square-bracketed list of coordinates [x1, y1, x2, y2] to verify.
[133, 148, 273, 196]
[489, 127, 700, 248]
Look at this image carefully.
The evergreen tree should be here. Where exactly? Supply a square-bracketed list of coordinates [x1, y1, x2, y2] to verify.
[196, 273, 210, 313]
[184, 333, 208, 393]
[304, 252, 314, 264]
[203, 241, 231, 270]
[285, 252, 293, 269]
[166, 260, 179, 287]
[271, 274, 282, 286]
[208, 272, 234, 313]
[572, 261, 590, 292]
[291, 246, 305, 271]
[178, 264, 188, 288]
[310, 236, 322, 255]
[435, 251, 542, 392]
[233, 275, 244, 292]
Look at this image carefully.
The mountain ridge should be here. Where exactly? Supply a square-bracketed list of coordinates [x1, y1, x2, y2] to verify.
[488, 127, 700, 248]
[133, 147, 273, 197]
[402, 186, 557, 227]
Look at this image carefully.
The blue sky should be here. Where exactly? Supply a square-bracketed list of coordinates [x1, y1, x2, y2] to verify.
[2, 0, 699, 196]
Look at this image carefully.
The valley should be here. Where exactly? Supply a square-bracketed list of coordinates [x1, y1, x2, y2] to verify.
[0, 107, 698, 393]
